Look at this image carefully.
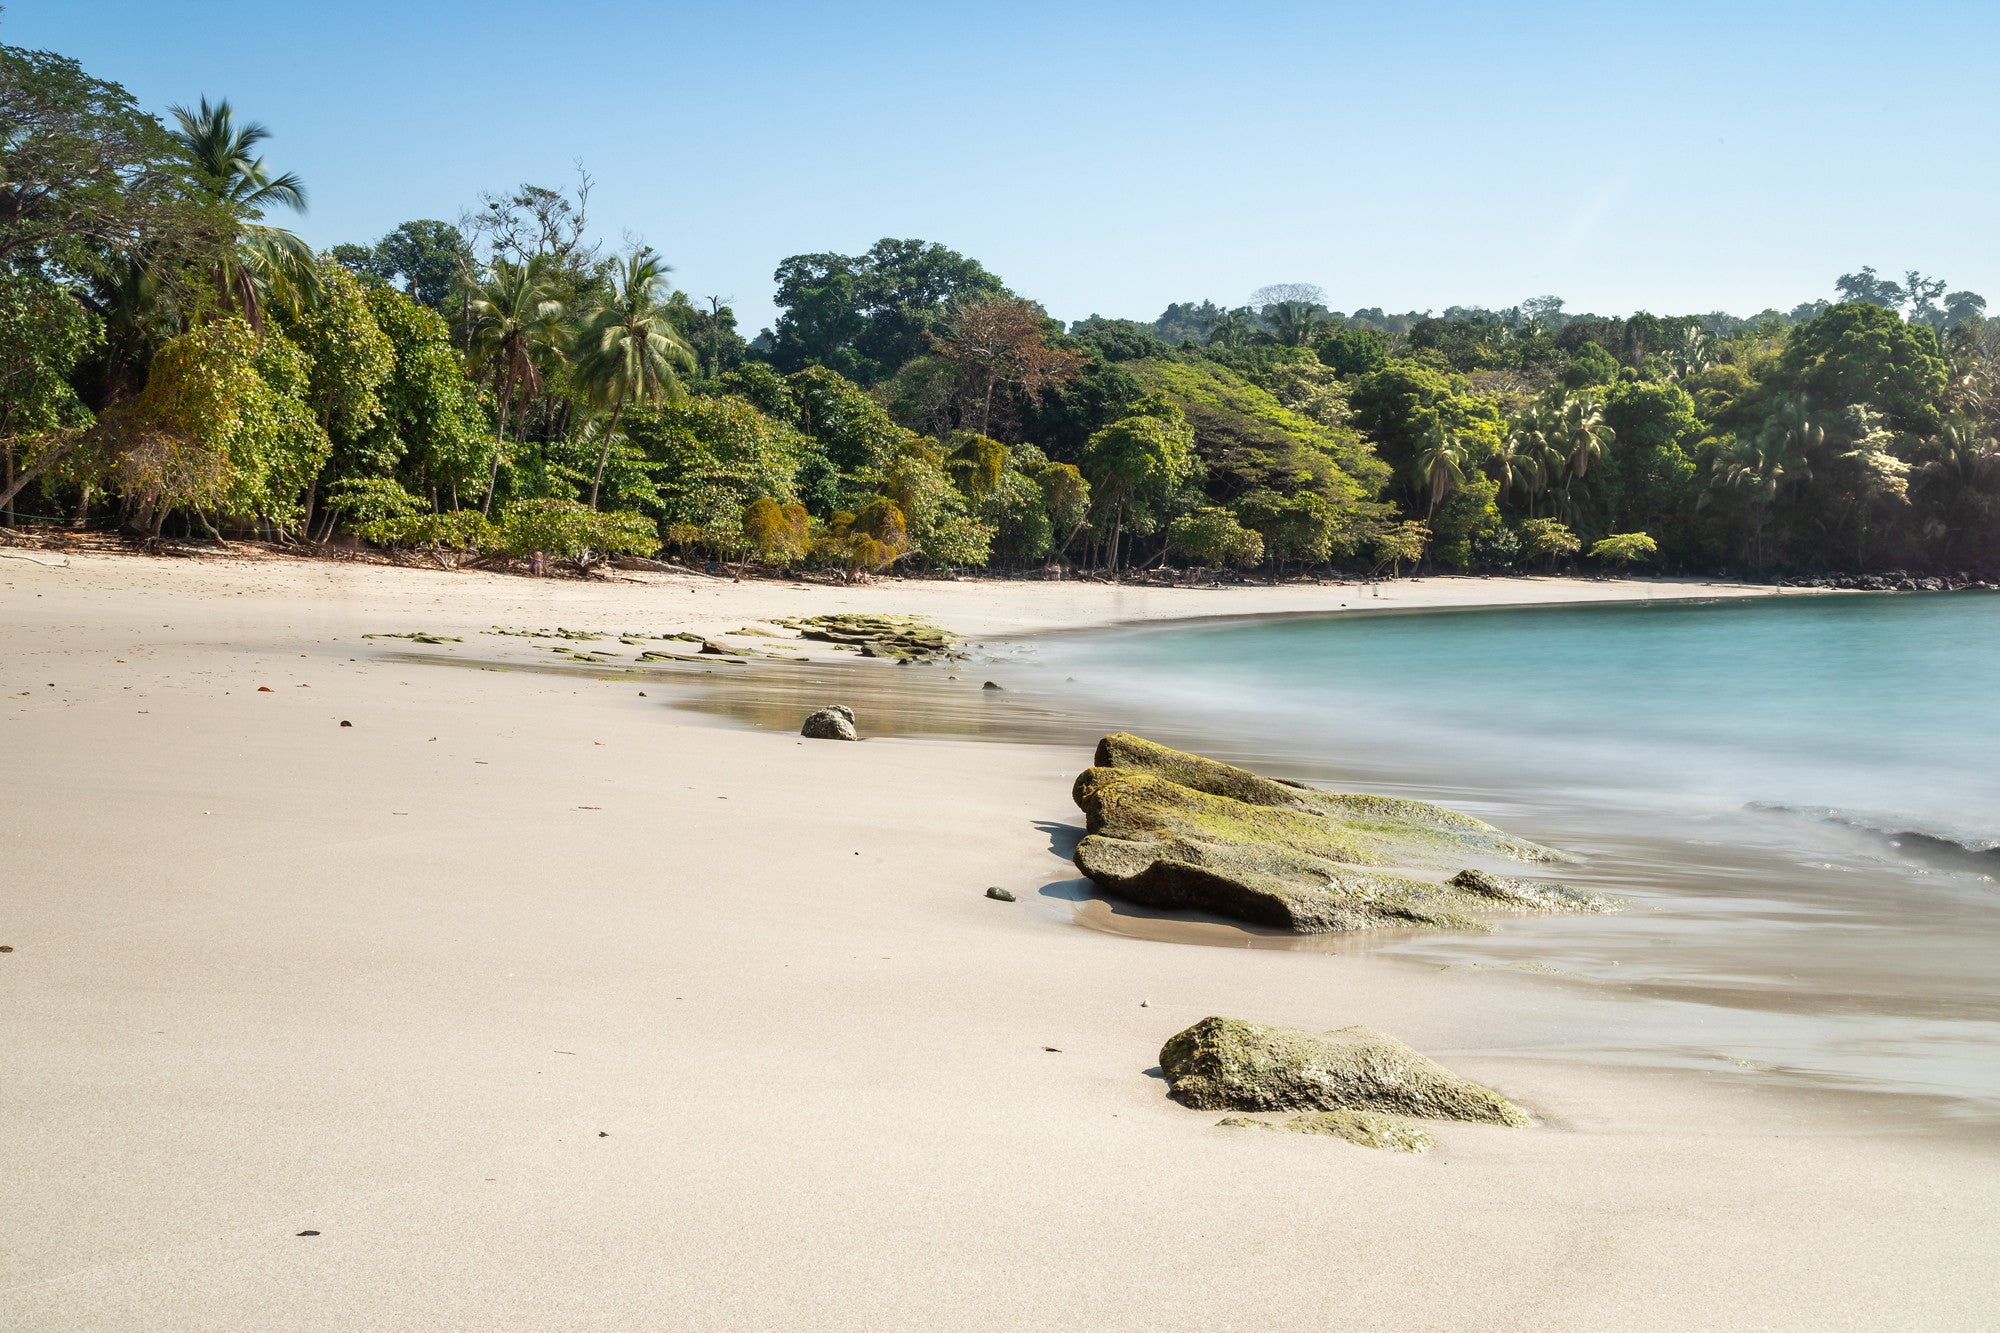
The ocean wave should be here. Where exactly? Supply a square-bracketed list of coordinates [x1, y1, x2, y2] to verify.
[1748, 803, 2000, 878]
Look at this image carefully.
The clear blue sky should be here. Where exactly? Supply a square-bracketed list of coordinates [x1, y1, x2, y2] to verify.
[10, 0, 1998, 334]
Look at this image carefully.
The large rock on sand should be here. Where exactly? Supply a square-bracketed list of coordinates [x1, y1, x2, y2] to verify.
[1071, 732, 1613, 933]
[1161, 1016, 1529, 1127]
[801, 704, 859, 741]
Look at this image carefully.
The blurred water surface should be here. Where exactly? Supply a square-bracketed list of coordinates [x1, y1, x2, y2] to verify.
[659, 591, 2000, 1118]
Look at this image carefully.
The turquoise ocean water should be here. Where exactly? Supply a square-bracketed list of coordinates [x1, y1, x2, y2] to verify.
[1022, 592, 2000, 1116]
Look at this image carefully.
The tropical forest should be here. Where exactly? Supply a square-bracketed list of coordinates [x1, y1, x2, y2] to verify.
[6, 38, 1998, 580]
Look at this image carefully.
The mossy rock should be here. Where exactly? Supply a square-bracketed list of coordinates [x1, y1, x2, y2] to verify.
[1217, 1110, 1436, 1154]
[1071, 733, 1610, 933]
[1162, 1016, 1529, 1127]
[777, 614, 958, 661]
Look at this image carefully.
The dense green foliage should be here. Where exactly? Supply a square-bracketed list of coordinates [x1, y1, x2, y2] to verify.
[5, 34, 1996, 577]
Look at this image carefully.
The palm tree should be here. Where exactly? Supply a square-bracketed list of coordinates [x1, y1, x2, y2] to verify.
[1492, 419, 1539, 510]
[1502, 406, 1557, 517]
[1705, 395, 1819, 567]
[1551, 392, 1615, 516]
[168, 98, 315, 328]
[1920, 416, 2000, 493]
[1412, 420, 1467, 523]
[1205, 309, 1254, 349]
[1262, 300, 1327, 348]
[1916, 415, 2000, 558]
[570, 246, 696, 508]
[466, 260, 564, 514]
[1761, 395, 1823, 477]
[1667, 325, 1711, 381]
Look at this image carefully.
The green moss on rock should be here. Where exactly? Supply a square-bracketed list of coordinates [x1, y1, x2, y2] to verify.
[1071, 733, 1610, 934]
[1089, 733, 1317, 808]
[1217, 1110, 1436, 1153]
[776, 614, 959, 661]
[1161, 1016, 1530, 1127]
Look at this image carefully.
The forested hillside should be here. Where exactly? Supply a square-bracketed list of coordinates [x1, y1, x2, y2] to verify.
[5, 38, 1996, 577]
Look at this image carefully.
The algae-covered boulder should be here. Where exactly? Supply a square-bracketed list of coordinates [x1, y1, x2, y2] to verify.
[1071, 733, 1612, 933]
[801, 705, 859, 741]
[1217, 1110, 1436, 1154]
[1161, 1016, 1529, 1127]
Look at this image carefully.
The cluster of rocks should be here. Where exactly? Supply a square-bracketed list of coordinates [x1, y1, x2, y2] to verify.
[1780, 571, 1995, 592]
[776, 614, 959, 661]
[792, 715, 1553, 1150]
[1055, 737, 1606, 1149]
[1070, 733, 1615, 934]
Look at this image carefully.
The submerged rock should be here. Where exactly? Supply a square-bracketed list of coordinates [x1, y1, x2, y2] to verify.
[1217, 1110, 1436, 1154]
[1161, 1016, 1529, 1127]
[1448, 867, 1616, 912]
[1071, 732, 1610, 933]
[985, 886, 1016, 902]
[801, 705, 859, 741]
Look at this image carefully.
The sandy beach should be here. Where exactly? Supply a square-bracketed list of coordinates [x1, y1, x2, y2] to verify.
[3, 552, 1993, 1330]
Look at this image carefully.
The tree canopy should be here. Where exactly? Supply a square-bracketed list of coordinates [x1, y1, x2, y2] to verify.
[6, 31, 1997, 580]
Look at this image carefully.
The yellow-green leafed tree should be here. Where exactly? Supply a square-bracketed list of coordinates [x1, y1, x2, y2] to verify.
[1519, 517, 1582, 569]
[876, 436, 992, 569]
[1081, 400, 1196, 572]
[499, 497, 656, 573]
[742, 496, 809, 565]
[1587, 531, 1658, 568]
[97, 315, 328, 537]
[822, 498, 909, 573]
[1371, 520, 1429, 577]
[1167, 507, 1264, 570]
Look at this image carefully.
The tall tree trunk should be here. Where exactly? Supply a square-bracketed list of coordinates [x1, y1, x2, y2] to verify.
[587, 396, 627, 510]
[1056, 517, 1086, 563]
[482, 385, 513, 518]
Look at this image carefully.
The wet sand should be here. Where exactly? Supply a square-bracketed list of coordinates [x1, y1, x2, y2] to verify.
[2, 551, 1993, 1329]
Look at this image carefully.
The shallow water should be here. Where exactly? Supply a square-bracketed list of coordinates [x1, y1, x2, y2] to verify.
[1007, 592, 2000, 1119]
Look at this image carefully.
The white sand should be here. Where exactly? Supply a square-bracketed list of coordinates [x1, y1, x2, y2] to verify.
[3, 552, 1991, 1329]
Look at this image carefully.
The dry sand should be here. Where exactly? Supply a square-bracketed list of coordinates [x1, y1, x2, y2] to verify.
[2, 552, 1992, 1329]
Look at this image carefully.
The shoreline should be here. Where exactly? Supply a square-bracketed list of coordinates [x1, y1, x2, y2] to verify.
[0, 541, 1818, 637]
[3, 554, 1994, 1328]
